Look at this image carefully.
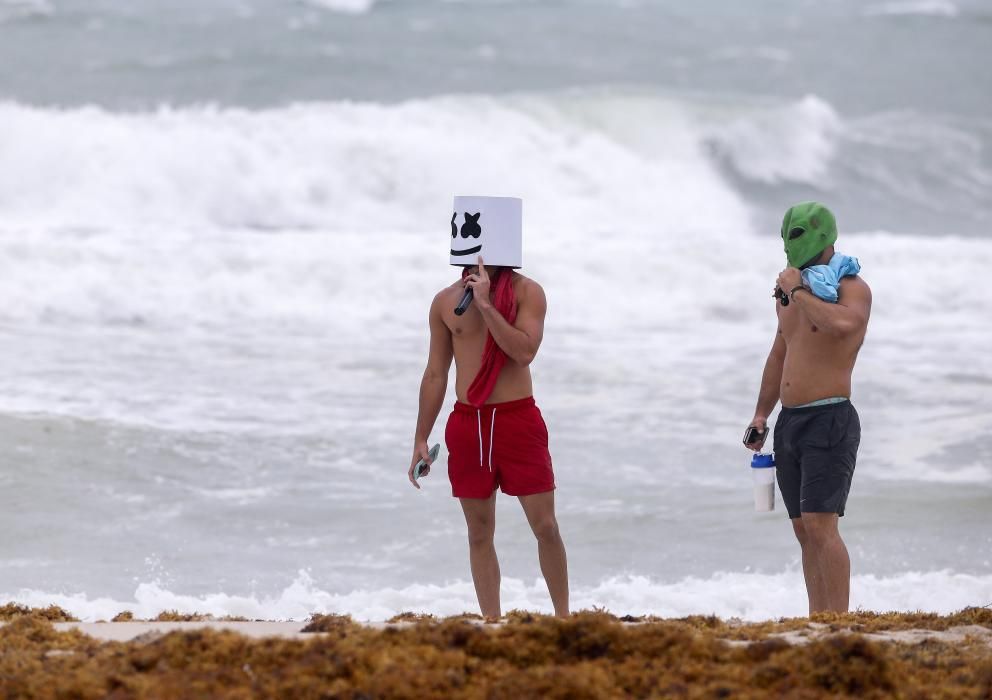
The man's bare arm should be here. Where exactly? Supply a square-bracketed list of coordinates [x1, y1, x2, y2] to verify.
[745, 325, 786, 450]
[754, 327, 786, 420]
[477, 279, 546, 366]
[791, 278, 872, 337]
[415, 293, 453, 441]
[409, 293, 453, 487]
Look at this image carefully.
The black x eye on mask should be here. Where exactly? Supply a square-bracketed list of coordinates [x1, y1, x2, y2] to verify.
[450, 212, 483, 257]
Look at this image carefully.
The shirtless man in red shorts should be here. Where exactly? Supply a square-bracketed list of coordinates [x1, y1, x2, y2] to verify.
[408, 254, 568, 618]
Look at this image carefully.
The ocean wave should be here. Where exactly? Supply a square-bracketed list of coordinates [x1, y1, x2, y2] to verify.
[0, 95, 989, 464]
[5, 569, 991, 622]
[0, 96, 747, 233]
[0, 93, 986, 237]
[0, 92, 753, 330]
[300, 0, 377, 14]
[707, 95, 842, 186]
[864, 0, 959, 17]
[0, 0, 52, 22]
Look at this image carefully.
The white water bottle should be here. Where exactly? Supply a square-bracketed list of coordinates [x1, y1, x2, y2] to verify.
[751, 452, 775, 512]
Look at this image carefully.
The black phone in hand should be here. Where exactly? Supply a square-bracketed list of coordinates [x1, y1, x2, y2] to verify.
[743, 426, 768, 446]
[414, 443, 440, 480]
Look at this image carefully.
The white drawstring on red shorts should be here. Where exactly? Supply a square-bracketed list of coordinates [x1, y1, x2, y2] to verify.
[475, 408, 497, 471]
[489, 409, 496, 470]
[476, 409, 483, 467]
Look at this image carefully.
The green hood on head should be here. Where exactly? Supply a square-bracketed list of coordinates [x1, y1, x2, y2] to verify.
[781, 201, 837, 268]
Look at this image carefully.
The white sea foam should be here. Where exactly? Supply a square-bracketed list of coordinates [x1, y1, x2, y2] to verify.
[0, 94, 989, 611]
[864, 1, 959, 17]
[0, 0, 53, 23]
[301, 0, 377, 14]
[0, 93, 750, 332]
[709, 46, 791, 63]
[6, 569, 991, 622]
[1, 94, 983, 240]
[0, 96, 746, 233]
[0, 96, 988, 472]
[708, 95, 842, 185]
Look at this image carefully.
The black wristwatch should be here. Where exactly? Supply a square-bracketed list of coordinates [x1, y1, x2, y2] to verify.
[789, 285, 807, 302]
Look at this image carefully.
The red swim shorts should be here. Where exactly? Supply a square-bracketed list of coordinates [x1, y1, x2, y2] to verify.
[445, 396, 555, 499]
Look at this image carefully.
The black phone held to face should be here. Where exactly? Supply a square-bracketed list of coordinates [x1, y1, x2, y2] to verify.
[743, 426, 768, 446]
[455, 288, 474, 316]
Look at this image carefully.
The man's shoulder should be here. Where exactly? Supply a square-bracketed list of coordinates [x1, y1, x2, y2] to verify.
[838, 275, 872, 315]
[433, 279, 463, 301]
[430, 280, 463, 313]
[511, 273, 546, 311]
[840, 275, 871, 295]
[512, 272, 545, 299]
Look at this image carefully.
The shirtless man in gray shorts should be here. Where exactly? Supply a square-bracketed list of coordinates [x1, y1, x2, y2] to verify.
[745, 202, 872, 614]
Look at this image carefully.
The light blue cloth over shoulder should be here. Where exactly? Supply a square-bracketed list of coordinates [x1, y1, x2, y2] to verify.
[801, 252, 861, 303]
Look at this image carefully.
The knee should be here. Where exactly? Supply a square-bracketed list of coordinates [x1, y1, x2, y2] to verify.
[800, 516, 836, 547]
[531, 517, 560, 544]
[466, 521, 495, 549]
[791, 520, 808, 547]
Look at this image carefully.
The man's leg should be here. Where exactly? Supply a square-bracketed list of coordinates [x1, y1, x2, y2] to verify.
[791, 517, 827, 614]
[800, 512, 850, 613]
[518, 491, 569, 617]
[459, 494, 500, 618]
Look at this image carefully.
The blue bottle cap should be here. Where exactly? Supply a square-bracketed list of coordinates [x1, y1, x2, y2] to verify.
[751, 452, 775, 468]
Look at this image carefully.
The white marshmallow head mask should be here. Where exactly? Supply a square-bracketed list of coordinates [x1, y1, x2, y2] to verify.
[449, 196, 522, 268]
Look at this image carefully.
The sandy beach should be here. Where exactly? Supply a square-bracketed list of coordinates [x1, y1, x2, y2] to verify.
[2, 606, 990, 698]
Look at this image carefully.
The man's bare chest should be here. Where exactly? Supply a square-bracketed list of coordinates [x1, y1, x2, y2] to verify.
[779, 306, 820, 344]
[445, 307, 486, 341]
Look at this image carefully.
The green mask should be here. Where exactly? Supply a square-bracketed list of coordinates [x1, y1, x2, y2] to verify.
[781, 201, 837, 269]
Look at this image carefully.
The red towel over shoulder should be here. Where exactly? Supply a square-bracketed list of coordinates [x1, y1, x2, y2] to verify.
[462, 267, 518, 407]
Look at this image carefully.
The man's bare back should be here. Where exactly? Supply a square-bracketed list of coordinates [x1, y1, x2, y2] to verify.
[435, 270, 541, 404]
[777, 275, 872, 406]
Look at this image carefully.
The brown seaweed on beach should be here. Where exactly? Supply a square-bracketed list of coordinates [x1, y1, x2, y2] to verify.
[672, 606, 992, 640]
[300, 613, 357, 633]
[108, 611, 252, 623]
[808, 606, 992, 631]
[450, 612, 485, 620]
[1, 607, 991, 698]
[152, 610, 218, 622]
[387, 611, 438, 623]
[0, 603, 77, 622]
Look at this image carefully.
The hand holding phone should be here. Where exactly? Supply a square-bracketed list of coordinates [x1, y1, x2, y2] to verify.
[743, 424, 769, 450]
[413, 443, 440, 482]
